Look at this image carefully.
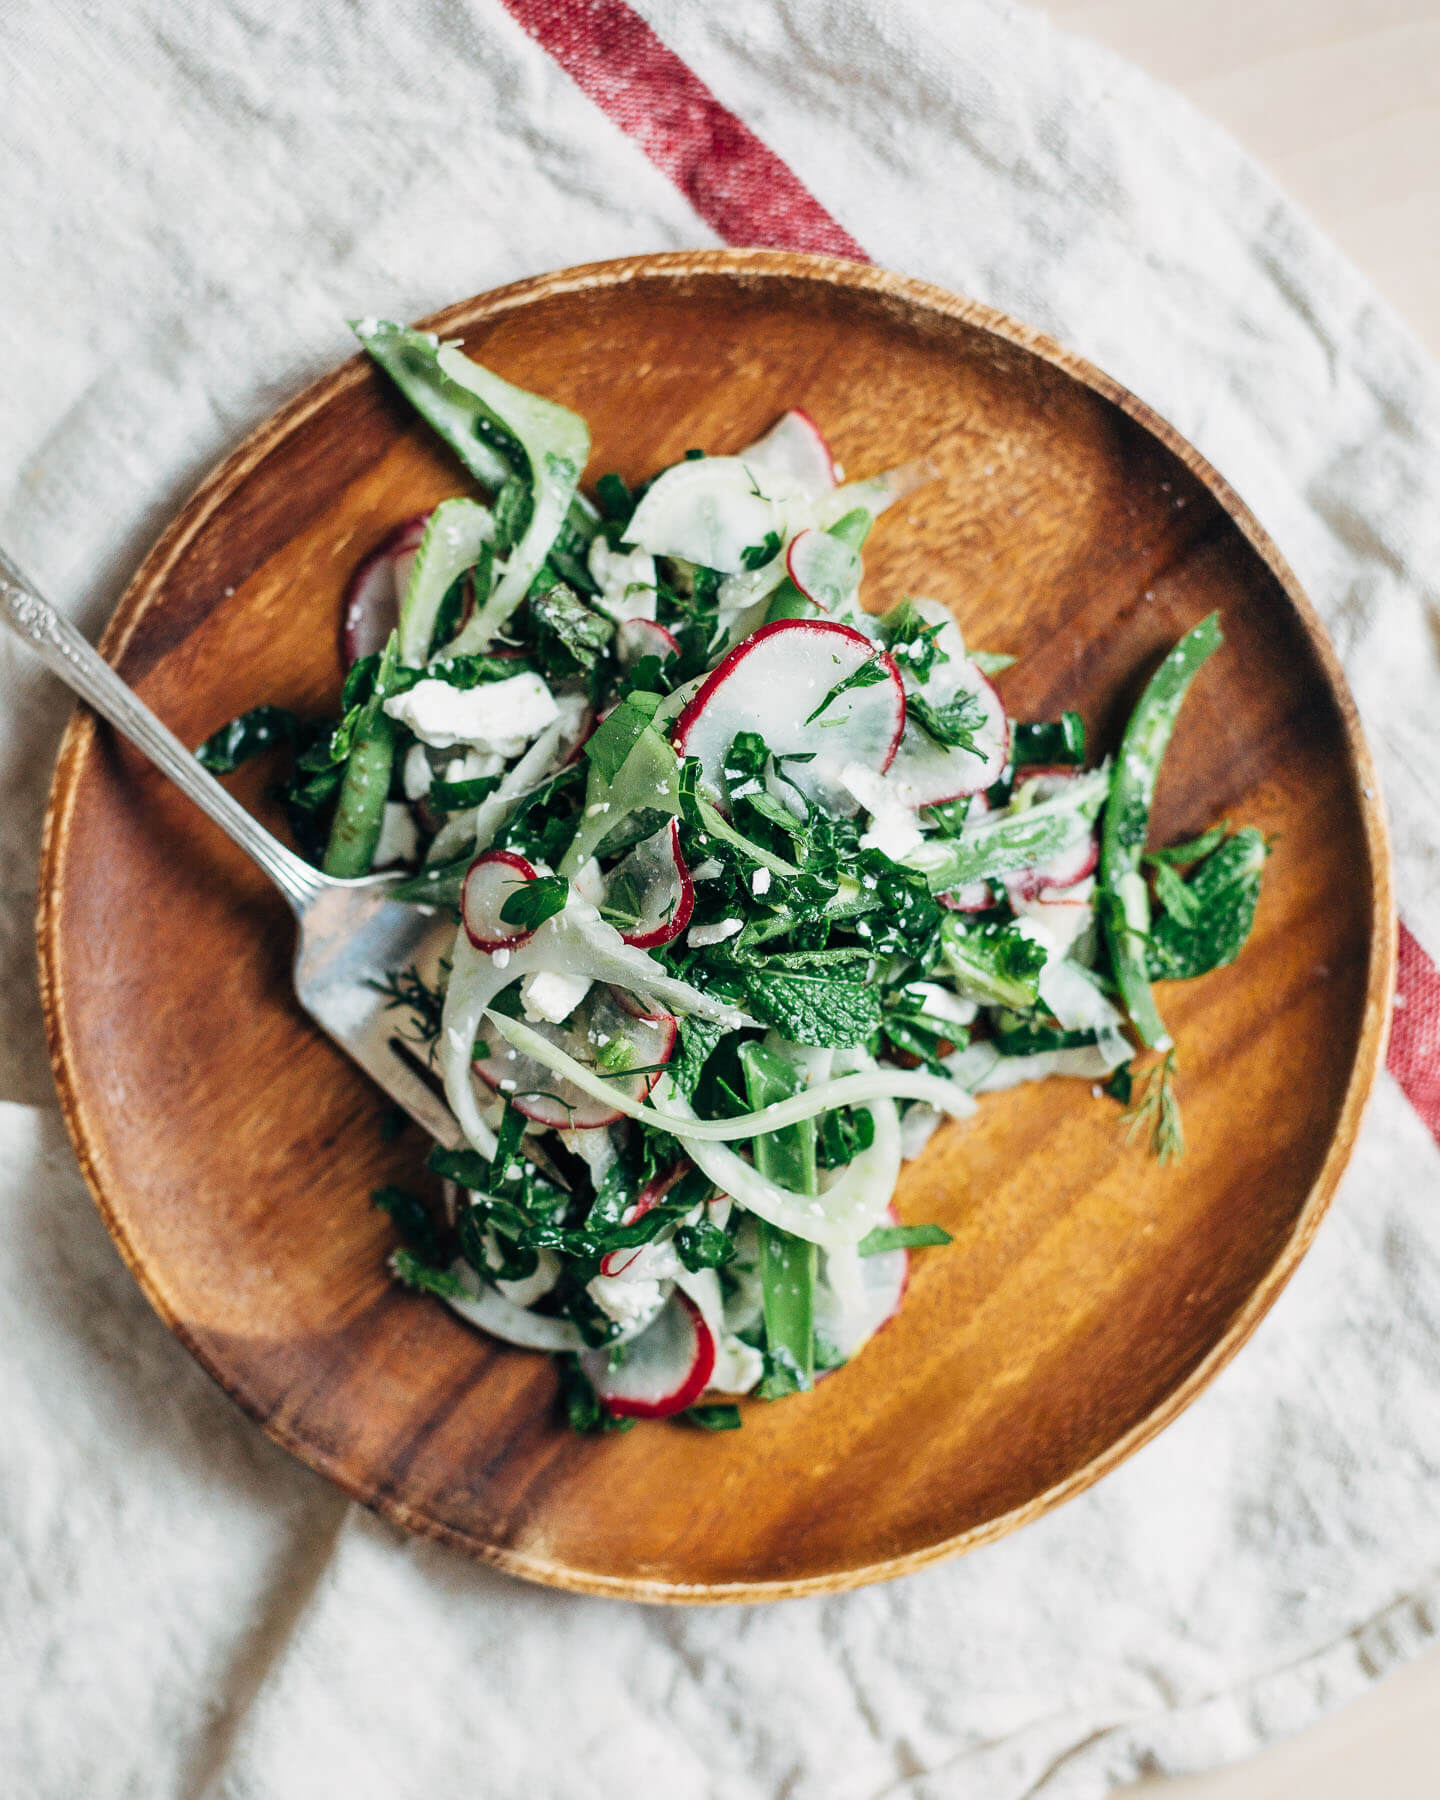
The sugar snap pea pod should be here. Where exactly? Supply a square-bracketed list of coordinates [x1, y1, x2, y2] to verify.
[352, 319, 598, 568]
[432, 343, 588, 652]
[1099, 612, 1224, 1048]
[904, 765, 1110, 893]
[397, 498, 494, 665]
[321, 639, 401, 878]
[740, 1040, 819, 1393]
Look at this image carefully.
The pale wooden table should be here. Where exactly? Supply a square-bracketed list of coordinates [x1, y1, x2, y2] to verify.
[1032, 6, 1440, 1791]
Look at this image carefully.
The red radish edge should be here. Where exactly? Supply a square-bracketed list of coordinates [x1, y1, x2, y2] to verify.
[461, 849, 542, 951]
[939, 881, 995, 913]
[616, 617, 682, 669]
[1003, 768, 1098, 900]
[601, 1162, 691, 1278]
[672, 617, 907, 777]
[340, 512, 430, 668]
[589, 1292, 716, 1419]
[790, 407, 838, 485]
[613, 820, 695, 950]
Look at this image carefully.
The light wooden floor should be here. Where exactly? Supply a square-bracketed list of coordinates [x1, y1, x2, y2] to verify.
[1032, 7, 1440, 1792]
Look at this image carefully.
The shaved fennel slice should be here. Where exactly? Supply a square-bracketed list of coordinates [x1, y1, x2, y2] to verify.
[482, 1013, 971, 1146]
[435, 342, 589, 652]
[662, 1061, 907, 1251]
[439, 931, 518, 1156]
[438, 1258, 667, 1351]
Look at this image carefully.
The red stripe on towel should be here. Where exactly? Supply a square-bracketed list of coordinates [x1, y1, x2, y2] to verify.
[498, 0, 868, 260]
[1389, 921, 1440, 1143]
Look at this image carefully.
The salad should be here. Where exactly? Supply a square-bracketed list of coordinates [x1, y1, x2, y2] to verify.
[200, 320, 1268, 1432]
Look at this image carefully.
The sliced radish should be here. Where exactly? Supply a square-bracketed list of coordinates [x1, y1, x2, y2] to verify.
[581, 1290, 715, 1419]
[814, 1210, 909, 1365]
[672, 618, 905, 814]
[736, 408, 837, 496]
[786, 529, 861, 613]
[1003, 769, 1099, 899]
[1009, 890, 1094, 954]
[474, 985, 677, 1129]
[340, 512, 430, 666]
[601, 819, 694, 949]
[887, 623, 1009, 804]
[601, 1162, 690, 1278]
[615, 617, 681, 672]
[461, 850, 546, 952]
[623, 458, 780, 575]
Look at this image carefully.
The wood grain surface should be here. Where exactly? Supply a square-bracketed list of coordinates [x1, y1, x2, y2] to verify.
[36, 251, 1393, 1601]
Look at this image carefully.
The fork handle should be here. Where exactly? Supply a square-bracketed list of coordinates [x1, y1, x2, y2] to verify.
[1, 551, 325, 915]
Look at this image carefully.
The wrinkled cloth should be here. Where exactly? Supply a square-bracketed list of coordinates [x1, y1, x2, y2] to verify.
[3, 3, 1440, 1797]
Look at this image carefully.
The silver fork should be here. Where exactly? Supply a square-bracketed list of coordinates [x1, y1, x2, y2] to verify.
[2, 553, 470, 1153]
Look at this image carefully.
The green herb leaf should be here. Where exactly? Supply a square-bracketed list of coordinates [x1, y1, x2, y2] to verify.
[528, 581, 614, 675]
[683, 1403, 742, 1431]
[1012, 712, 1085, 768]
[939, 915, 1049, 1010]
[196, 705, 304, 774]
[742, 970, 883, 1049]
[1145, 828, 1268, 981]
[1122, 1048, 1185, 1163]
[498, 873, 570, 932]
[858, 1222, 953, 1255]
[427, 772, 501, 811]
[674, 1222, 736, 1271]
[390, 1249, 467, 1299]
[804, 653, 890, 726]
[908, 687, 989, 756]
[1144, 822, 1229, 867]
[1151, 858, 1202, 928]
[876, 599, 950, 682]
[372, 1186, 443, 1266]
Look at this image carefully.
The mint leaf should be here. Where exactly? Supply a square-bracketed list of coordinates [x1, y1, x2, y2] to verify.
[196, 705, 304, 774]
[939, 915, 1049, 1009]
[742, 969, 882, 1049]
[373, 1186, 443, 1266]
[428, 772, 501, 811]
[683, 1403, 742, 1430]
[877, 599, 950, 682]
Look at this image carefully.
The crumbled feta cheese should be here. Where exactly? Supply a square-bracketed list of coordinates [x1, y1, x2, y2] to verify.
[383, 671, 558, 753]
[751, 867, 772, 897]
[587, 1272, 664, 1329]
[520, 969, 592, 1025]
[687, 917, 743, 947]
[840, 762, 925, 862]
[708, 1333, 765, 1395]
[372, 802, 419, 868]
[691, 858, 724, 882]
[491, 947, 511, 969]
[587, 539, 658, 622]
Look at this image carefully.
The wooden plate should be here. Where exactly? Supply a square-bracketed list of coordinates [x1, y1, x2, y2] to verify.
[38, 251, 1393, 1601]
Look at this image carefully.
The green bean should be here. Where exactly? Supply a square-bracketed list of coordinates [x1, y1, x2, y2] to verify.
[1099, 612, 1224, 1048]
[739, 1040, 818, 1394]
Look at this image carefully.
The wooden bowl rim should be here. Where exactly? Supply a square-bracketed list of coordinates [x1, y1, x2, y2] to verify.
[36, 249, 1396, 1602]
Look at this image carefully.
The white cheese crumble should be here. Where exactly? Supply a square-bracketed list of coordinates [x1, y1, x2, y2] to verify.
[708, 1334, 765, 1395]
[587, 1272, 664, 1329]
[520, 969, 592, 1026]
[587, 539, 658, 622]
[901, 981, 979, 1031]
[840, 761, 925, 862]
[383, 671, 558, 753]
[687, 917, 743, 947]
[750, 866, 772, 897]
[372, 802, 419, 868]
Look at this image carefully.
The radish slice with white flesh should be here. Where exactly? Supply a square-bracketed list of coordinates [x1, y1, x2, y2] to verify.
[602, 819, 694, 949]
[474, 985, 677, 1129]
[1002, 768, 1099, 899]
[886, 606, 1009, 803]
[736, 408, 837, 496]
[461, 850, 545, 952]
[582, 1290, 716, 1419]
[672, 618, 905, 815]
[786, 529, 861, 612]
[623, 457, 782, 574]
[340, 512, 429, 665]
[814, 1212, 909, 1365]
[601, 1162, 690, 1278]
[615, 617, 681, 671]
